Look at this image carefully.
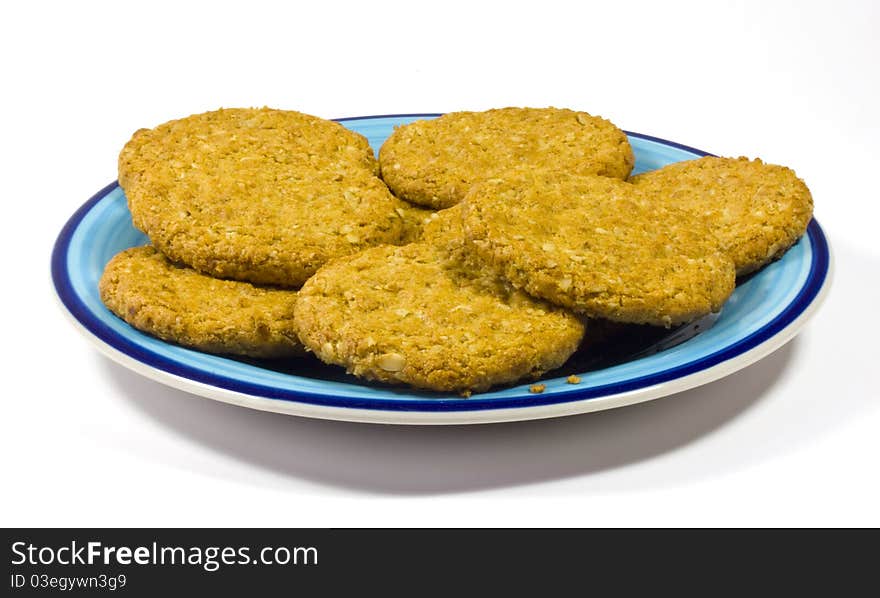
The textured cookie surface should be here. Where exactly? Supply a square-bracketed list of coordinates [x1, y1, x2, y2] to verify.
[420, 204, 466, 247]
[378, 107, 635, 208]
[119, 107, 406, 287]
[99, 246, 303, 358]
[294, 243, 585, 393]
[462, 173, 736, 326]
[394, 202, 437, 245]
[630, 156, 813, 274]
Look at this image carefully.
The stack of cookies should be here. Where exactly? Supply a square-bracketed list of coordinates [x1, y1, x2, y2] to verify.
[100, 107, 813, 395]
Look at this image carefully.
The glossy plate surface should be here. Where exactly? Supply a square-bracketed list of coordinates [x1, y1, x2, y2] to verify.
[51, 114, 831, 424]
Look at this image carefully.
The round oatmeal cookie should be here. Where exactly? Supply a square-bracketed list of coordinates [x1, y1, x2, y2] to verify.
[119, 107, 406, 287]
[294, 243, 585, 393]
[99, 246, 303, 358]
[630, 156, 813, 275]
[378, 107, 635, 209]
[462, 173, 736, 327]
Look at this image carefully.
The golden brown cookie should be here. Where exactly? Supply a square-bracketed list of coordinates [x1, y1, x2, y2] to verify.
[630, 156, 813, 275]
[462, 172, 736, 327]
[378, 107, 635, 208]
[294, 243, 585, 393]
[119, 107, 407, 287]
[99, 246, 303, 358]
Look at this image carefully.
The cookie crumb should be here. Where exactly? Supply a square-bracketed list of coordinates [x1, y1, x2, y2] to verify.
[529, 384, 546, 394]
[566, 375, 581, 384]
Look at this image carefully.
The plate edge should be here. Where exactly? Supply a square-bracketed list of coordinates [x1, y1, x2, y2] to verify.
[55, 254, 833, 425]
[49, 121, 833, 419]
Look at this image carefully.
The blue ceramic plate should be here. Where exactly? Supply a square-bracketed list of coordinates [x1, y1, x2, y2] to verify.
[51, 114, 832, 424]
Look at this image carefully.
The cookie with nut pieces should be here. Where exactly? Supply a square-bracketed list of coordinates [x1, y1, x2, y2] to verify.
[630, 156, 813, 275]
[462, 172, 736, 327]
[293, 242, 585, 393]
[119, 107, 410, 287]
[379, 107, 635, 209]
[99, 246, 303, 358]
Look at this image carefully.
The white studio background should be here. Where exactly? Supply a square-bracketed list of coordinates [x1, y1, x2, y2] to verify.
[1, 0, 878, 526]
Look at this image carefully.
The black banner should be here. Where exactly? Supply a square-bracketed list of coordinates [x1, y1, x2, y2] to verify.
[1, 529, 875, 594]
